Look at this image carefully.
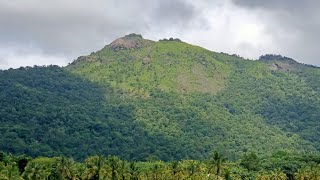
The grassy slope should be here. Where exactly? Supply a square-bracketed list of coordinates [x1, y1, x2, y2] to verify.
[69, 40, 230, 96]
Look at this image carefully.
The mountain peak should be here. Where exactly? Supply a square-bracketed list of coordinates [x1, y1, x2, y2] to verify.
[109, 33, 152, 51]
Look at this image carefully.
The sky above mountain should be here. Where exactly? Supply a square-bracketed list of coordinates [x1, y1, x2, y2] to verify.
[0, 0, 319, 69]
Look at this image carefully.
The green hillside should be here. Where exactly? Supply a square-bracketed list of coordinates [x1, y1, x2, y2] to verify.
[0, 34, 319, 161]
[69, 35, 229, 95]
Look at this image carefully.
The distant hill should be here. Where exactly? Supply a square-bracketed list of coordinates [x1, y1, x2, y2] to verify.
[1, 34, 319, 161]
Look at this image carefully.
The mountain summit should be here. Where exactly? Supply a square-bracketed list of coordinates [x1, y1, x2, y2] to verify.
[108, 34, 153, 51]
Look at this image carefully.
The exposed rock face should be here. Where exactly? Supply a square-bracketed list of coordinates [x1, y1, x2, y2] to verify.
[109, 33, 150, 51]
[259, 54, 303, 71]
[110, 38, 141, 50]
[268, 62, 291, 71]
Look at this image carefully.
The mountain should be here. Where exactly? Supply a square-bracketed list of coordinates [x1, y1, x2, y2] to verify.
[0, 34, 319, 161]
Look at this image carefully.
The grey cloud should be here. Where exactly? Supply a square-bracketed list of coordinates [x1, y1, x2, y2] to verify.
[232, 0, 314, 11]
[150, 0, 198, 27]
[0, 1, 148, 56]
[0, 0, 200, 64]
[0, 0, 319, 69]
[231, 0, 320, 65]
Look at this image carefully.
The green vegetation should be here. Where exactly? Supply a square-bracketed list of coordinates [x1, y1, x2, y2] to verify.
[0, 34, 319, 165]
[69, 38, 230, 95]
[0, 151, 319, 179]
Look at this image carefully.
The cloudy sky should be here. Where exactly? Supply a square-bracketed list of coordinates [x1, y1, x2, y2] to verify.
[0, 0, 319, 69]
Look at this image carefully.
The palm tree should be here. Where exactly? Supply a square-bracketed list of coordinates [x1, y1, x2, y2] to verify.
[295, 164, 320, 180]
[224, 169, 231, 180]
[117, 160, 127, 180]
[310, 163, 320, 180]
[207, 151, 226, 180]
[129, 162, 139, 180]
[270, 169, 287, 180]
[150, 161, 166, 180]
[151, 162, 161, 180]
[22, 161, 37, 180]
[0, 162, 23, 180]
[185, 160, 200, 180]
[170, 161, 179, 177]
[107, 155, 121, 180]
[256, 171, 270, 180]
[56, 156, 75, 180]
[295, 167, 310, 180]
[73, 163, 86, 180]
[84, 155, 106, 180]
[22, 161, 51, 180]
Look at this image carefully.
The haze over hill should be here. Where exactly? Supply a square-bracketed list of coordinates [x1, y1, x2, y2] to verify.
[0, 34, 319, 161]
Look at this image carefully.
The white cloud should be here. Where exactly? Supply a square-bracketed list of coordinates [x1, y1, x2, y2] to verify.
[171, 1, 275, 59]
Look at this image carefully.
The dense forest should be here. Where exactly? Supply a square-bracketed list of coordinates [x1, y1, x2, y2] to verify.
[0, 151, 319, 179]
[0, 34, 319, 172]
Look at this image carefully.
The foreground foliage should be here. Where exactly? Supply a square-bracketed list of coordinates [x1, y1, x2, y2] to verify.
[0, 151, 319, 180]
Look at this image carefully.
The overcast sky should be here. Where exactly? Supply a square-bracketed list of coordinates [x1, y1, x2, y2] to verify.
[0, 0, 319, 69]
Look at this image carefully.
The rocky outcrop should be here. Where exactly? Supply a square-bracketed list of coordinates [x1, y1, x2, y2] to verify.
[110, 38, 141, 50]
[109, 33, 152, 51]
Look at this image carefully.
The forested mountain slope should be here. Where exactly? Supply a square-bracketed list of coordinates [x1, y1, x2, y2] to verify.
[0, 34, 319, 161]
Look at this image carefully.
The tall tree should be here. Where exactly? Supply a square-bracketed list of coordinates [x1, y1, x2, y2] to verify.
[129, 162, 139, 180]
[56, 156, 75, 179]
[84, 155, 107, 180]
[107, 155, 121, 180]
[207, 151, 226, 180]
